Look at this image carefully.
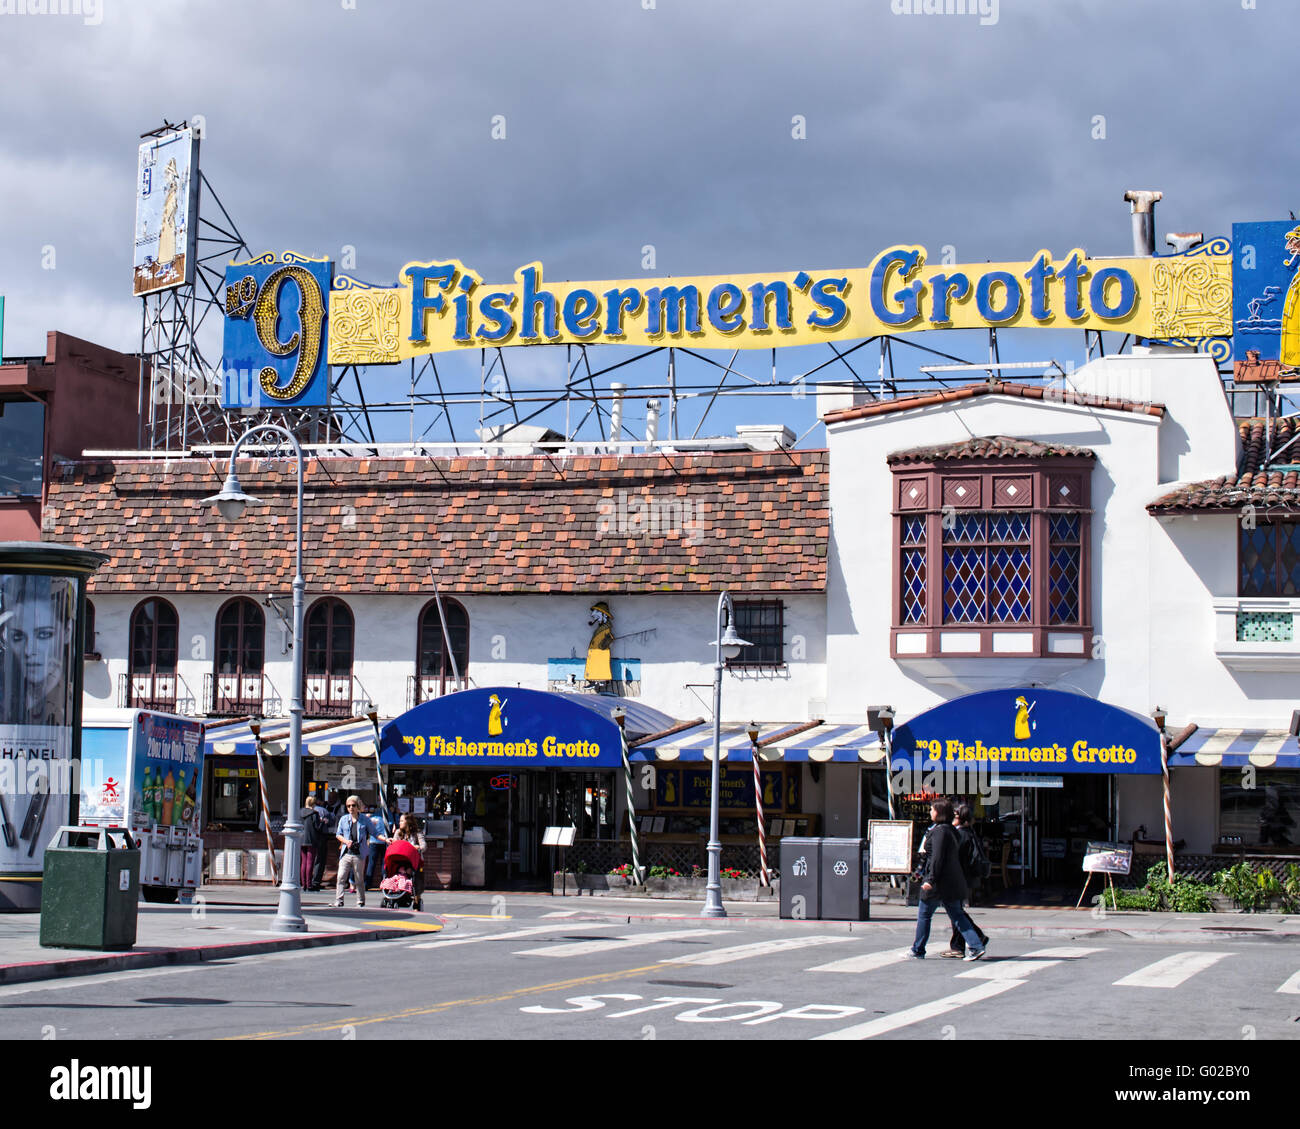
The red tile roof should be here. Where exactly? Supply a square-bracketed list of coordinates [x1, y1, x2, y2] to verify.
[46, 452, 829, 594]
[1233, 350, 1300, 385]
[887, 436, 1097, 464]
[1148, 417, 1300, 513]
[823, 381, 1165, 424]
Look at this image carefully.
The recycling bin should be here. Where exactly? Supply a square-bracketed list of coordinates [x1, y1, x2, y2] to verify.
[40, 827, 140, 950]
[819, 837, 869, 921]
[779, 837, 821, 919]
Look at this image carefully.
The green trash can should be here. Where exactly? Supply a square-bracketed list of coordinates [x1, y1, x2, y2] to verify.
[40, 827, 140, 950]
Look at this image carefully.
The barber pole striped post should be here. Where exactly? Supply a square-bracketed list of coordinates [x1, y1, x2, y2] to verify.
[1162, 742, 1175, 881]
[616, 718, 643, 885]
[250, 723, 280, 886]
[751, 731, 769, 886]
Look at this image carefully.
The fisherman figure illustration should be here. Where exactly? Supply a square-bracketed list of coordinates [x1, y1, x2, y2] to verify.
[1013, 695, 1036, 741]
[586, 601, 614, 684]
[1281, 225, 1300, 368]
[487, 693, 506, 737]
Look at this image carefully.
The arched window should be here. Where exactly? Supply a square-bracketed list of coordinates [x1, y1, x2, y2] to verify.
[416, 598, 469, 700]
[213, 598, 265, 714]
[128, 598, 178, 709]
[305, 598, 353, 716]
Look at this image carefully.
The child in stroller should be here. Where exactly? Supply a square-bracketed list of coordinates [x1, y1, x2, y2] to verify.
[380, 838, 424, 910]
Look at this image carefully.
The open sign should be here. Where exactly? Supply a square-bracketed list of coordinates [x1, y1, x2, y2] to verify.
[490, 774, 517, 791]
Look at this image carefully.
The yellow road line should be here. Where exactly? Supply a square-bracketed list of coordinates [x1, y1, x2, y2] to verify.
[226, 961, 669, 1040]
[362, 921, 443, 932]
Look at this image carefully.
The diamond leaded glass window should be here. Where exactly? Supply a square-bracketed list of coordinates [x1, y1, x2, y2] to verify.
[942, 513, 1031, 624]
[1240, 523, 1300, 597]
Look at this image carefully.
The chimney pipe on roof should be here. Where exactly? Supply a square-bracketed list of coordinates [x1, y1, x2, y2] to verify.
[645, 399, 661, 447]
[1166, 232, 1204, 255]
[1123, 189, 1163, 256]
[609, 382, 626, 448]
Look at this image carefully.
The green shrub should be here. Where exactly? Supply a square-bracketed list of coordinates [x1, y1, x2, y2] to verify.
[1168, 879, 1215, 913]
[1100, 885, 1159, 910]
[1214, 862, 1269, 912]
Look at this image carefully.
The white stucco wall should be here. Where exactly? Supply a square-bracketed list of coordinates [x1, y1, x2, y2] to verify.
[824, 387, 1163, 722]
[82, 591, 827, 728]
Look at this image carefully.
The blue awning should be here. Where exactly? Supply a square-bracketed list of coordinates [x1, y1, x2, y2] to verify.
[1168, 728, 1300, 768]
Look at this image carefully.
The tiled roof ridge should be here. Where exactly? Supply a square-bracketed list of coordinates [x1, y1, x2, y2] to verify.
[823, 381, 1165, 424]
[887, 435, 1097, 464]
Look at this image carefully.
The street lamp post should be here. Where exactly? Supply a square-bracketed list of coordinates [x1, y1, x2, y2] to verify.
[703, 591, 751, 919]
[202, 425, 307, 934]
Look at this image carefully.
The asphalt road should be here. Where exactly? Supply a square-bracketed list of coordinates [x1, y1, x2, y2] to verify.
[5, 901, 1300, 1044]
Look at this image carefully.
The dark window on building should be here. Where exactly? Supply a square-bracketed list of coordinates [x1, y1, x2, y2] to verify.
[130, 598, 178, 677]
[1240, 523, 1300, 597]
[1220, 770, 1300, 847]
[0, 399, 45, 497]
[306, 598, 353, 677]
[216, 598, 265, 677]
[85, 599, 96, 657]
[418, 599, 469, 686]
[728, 599, 785, 667]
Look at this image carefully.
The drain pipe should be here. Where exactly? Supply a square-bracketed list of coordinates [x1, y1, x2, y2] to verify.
[1123, 189, 1163, 256]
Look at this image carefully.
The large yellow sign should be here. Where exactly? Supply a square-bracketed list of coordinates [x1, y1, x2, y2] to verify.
[324, 241, 1232, 364]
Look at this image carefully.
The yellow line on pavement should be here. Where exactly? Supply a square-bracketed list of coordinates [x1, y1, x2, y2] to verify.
[362, 921, 443, 932]
[226, 962, 668, 1040]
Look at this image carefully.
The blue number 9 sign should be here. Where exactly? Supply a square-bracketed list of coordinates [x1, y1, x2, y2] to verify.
[222, 252, 333, 409]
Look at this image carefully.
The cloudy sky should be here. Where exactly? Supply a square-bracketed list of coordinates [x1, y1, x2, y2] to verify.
[0, 0, 1291, 443]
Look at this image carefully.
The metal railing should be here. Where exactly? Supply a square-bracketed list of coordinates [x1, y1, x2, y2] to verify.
[203, 672, 282, 718]
[117, 672, 195, 715]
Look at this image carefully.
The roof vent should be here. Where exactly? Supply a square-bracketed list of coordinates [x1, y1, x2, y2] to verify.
[735, 424, 796, 451]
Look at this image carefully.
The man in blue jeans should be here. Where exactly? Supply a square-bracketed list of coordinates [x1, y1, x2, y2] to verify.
[909, 798, 986, 961]
[334, 796, 371, 908]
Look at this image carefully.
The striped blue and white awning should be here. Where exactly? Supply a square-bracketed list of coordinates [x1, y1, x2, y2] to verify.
[629, 722, 887, 763]
[204, 718, 381, 759]
[1168, 728, 1300, 768]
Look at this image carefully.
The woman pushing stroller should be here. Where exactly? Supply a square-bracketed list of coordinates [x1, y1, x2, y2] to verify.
[380, 812, 427, 911]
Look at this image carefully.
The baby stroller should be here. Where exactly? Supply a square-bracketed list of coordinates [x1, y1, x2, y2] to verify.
[380, 839, 424, 910]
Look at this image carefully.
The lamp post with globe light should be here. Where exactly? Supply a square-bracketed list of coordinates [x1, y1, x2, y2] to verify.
[702, 591, 751, 918]
[201, 424, 307, 933]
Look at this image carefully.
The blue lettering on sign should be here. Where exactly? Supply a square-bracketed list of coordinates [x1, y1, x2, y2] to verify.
[707, 283, 746, 333]
[870, 248, 924, 327]
[975, 270, 1022, 324]
[1089, 266, 1137, 320]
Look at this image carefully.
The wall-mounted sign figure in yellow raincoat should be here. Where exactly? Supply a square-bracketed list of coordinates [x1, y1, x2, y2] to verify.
[586, 602, 614, 682]
[1282, 226, 1300, 367]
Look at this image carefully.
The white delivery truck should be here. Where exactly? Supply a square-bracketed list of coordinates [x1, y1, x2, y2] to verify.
[80, 709, 205, 903]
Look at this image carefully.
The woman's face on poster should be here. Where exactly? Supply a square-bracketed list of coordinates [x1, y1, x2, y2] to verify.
[5, 597, 69, 692]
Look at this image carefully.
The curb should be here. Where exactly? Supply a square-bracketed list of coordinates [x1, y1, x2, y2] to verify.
[0, 926, 412, 988]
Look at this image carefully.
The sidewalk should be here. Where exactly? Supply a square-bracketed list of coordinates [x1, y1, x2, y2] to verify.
[1, 883, 1295, 988]
[0, 889, 429, 987]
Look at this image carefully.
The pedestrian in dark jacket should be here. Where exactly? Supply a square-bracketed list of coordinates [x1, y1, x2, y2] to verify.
[909, 798, 986, 961]
[942, 802, 990, 958]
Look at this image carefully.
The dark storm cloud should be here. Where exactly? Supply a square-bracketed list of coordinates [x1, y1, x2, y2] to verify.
[0, 0, 1290, 358]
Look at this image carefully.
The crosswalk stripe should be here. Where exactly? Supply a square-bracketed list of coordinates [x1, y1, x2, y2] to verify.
[515, 928, 728, 958]
[1276, 970, 1300, 994]
[1021, 946, 1108, 959]
[660, 935, 856, 967]
[409, 922, 622, 950]
[815, 980, 1022, 1040]
[1112, 952, 1232, 988]
[957, 959, 1062, 981]
[541, 911, 580, 918]
[806, 948, 910, 974]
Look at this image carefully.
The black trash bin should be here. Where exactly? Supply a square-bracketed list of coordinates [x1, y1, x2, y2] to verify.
[820, 837, 870, 921]
[40, 827, 140, 950]
[779, 837, 821, 919]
